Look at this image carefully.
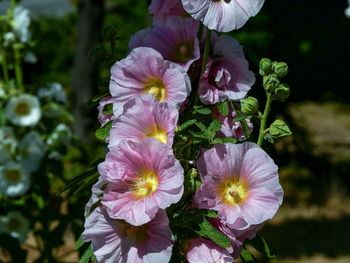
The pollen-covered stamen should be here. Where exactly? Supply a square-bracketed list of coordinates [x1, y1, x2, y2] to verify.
[218, 177, 249, 206]
[133, 171, 159, 198]
[143, 78, 167, 102]
[144, 125, 168, 144]
[4, 169, 22, 183]
[14, 102, 30, 116]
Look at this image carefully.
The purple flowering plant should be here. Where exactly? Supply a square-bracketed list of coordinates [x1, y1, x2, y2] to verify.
[66, 0, 292, 262]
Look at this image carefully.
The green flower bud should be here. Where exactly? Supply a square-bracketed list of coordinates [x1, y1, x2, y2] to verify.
[259, 58, 272, 76]
[263, 74, 280, 93]
[275, 83, 290, 101]
[102, 25, 117, 42]
[241, 96, 259, 115]
[272, 62, 288, 78]
[269, 120, 292, 138]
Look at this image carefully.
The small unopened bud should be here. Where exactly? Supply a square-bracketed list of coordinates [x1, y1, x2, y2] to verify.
[102, 25, 117, 41]
[275, 84, 290, 101]
[263, 74, 280, 93]
[259, 58, 272, 76]
[241, 96, 259, 115]
[272, 62, 288, 78]
[269, 120, 292, 138]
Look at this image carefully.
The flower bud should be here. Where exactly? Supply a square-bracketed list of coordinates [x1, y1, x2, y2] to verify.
[269, 120, 292, 138]
[275, 84, 290, 101]
[259, 58, 272, 76]
[241, 96, 259, 115]
[102, 25, 117, 42]
[263, 74, 280, 93]
[272, 62, 288, 78]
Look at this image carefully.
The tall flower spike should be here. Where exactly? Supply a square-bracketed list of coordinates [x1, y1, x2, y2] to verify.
[195, 142, 283, 227]
[100, 138, 184, 226]
[83, 207, 174, 263]
[129, 17, 200, 72]
[109, 94, 178, 149]
[109, 47, 191, 116]
[181, 0, 265, 32]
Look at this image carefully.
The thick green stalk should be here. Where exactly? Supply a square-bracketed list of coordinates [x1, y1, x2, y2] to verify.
[1, 48, 9, 89]
[257, 93, 273, 146]
[13, 46, 23, 92]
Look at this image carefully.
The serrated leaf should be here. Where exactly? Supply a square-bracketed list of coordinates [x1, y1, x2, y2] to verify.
[218, 101, 229, 116]
[240, 247, 257, 262]
[178, 119, 196, 131]
[195, 217, 230, 248]
[79, 244, 94, 263]
[75, 235, 84, 250]
[248, 235, 276, 258]
[95, 121, 112, 141]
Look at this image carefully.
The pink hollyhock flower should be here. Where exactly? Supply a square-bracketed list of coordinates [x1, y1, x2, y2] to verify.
[109, 94, 178, 149]
[100, 138, 184, 226]
[82, 207, 174, 263]
[186, 237, 234, 263]
[195, 142, 283, 227]
[149, 0, 186, 23]
[199, 35, 255, 105]
[181, 0, 265, 32]
[110, 47, 191, 116]
[97, 96, 118, 127]
[213, 104, 253, 141]
[129, 17, 200, 71]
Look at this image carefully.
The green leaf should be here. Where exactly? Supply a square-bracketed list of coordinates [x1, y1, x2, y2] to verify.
[248, 235, 277, 259]
[103, 104, 113, 114]
[195, 217, 230, 248]
[75, 235, 84, 250]
[95, 121, 113, 141]
[193, 106, 212, 115]
[57, 168, 97, 195]
[211, 137, 237, 144]
[208, 119, 222, 133]
[240, 247, 257, 262]
[269, 119, 292, 138]
[232, 115, 250, 123]
[178, 119, 196, 131]
[218, 101, 229, 116]
[79, 244, 94, 263]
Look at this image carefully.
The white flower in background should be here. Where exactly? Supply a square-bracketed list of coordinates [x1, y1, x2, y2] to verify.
[0, 127, 17, 164]
[0, 211, 30, 242]
[13, 5, 31, 43]
[0, 162, 30, 197]
[37, 83, 67, 104]
[3, 32, 16, 47]
[47, 124, 72, 160]
[18, 131, 47, 172]
[5, 94, 42, 127]
[24, 52, 37, 64]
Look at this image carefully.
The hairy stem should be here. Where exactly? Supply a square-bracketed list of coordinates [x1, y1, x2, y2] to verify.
[257, 93, 273, 146]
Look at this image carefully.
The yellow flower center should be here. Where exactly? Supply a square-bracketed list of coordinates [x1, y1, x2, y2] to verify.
[4, 169, 22, 183]
[144, 125, 167, 144]
[143, 78, 167, 102]
[218, 177, 249, 206]
[15, 101, 30, 116]
[132, 171, 159, 198]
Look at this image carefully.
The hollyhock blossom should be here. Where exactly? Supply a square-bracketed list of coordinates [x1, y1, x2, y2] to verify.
[13, 5, 31, 43]
[181, 0, 265, 32]
[37, 83, 67, 104]
[97, 96, 118, 127]
[129, 17, 200, 71]
[213, 104, 253, 141]
[0, 211, 30, 242]
[0, 162, 30, 197]
[5, 94, 42, 127]
[18, 131, 47, 172]
[195, 142, 283, 227]
[149, 0, 185, 23]
[100, 138, 184, 226]
[186, 237, 234, 263]
[109, 94, 178, 149]
[199, 35, 255, 105]
[109, 47, 191, 116]
[82, 207, 174, 263]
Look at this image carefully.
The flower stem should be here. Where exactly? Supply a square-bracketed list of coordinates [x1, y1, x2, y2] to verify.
[257, 92, 273, 147]
[200, 27, 211, 76]
[1, 48, 9, 89]
[13, 46, 24, 92]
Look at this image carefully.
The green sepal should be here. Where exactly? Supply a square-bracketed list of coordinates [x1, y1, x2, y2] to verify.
[269, 119, 292, 138]
[95, 121, 113, 142]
